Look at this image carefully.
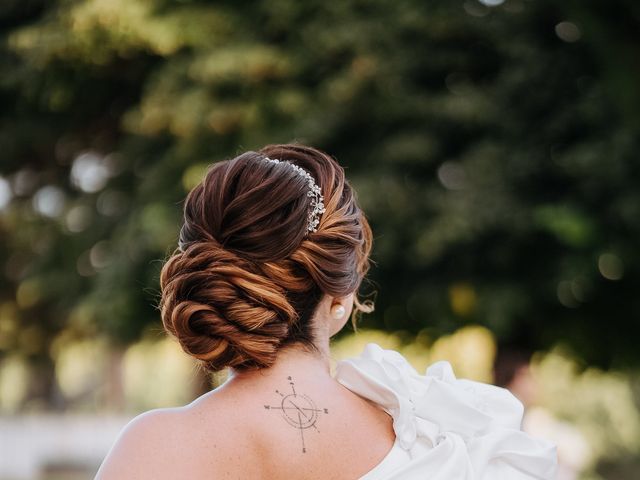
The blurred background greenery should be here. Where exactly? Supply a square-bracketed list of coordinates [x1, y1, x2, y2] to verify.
[0, 0, 639, 478]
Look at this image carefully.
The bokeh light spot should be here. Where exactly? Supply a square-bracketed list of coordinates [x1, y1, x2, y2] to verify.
[555, 21, 581, 43]
[598, 253, 623, 280]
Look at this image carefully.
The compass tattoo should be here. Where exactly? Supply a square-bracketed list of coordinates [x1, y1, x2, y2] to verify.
[263, 376, 329, 453]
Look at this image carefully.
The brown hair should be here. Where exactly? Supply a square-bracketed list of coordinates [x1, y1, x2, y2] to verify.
[159, 144, 373, 371]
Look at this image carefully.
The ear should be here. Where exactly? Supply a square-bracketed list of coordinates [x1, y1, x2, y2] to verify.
[327, 292, 355, 336]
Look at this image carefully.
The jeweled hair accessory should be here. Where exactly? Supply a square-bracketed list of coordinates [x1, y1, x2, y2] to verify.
[263, 156, 325, 233]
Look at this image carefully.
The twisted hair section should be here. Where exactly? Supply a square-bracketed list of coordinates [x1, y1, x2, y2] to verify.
[158, 144, 374, 371]
[160, 240, 299, 370]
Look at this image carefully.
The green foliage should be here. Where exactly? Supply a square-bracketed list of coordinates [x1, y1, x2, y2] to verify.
[1, 0, 639, 402]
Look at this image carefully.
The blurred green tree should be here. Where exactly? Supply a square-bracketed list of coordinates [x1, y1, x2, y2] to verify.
[1, 0, 639, 407]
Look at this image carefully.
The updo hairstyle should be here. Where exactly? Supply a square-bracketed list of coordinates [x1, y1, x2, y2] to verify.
[158, 144, 373, 371]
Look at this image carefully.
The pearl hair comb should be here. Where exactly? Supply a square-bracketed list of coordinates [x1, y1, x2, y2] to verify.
[263, 156, 325, 233]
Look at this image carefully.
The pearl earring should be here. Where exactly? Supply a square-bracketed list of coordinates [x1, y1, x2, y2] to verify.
[331, 304, 346, 320]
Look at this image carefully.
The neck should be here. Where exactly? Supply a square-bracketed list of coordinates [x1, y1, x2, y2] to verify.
[227, 325, 332, 388]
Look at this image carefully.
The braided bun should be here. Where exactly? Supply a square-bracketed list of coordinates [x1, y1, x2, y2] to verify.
[160, 240, 297, 370]
[159, 145, 373, 371]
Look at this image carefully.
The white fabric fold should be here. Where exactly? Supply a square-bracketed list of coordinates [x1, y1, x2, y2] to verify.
[335, 343, 557, 479]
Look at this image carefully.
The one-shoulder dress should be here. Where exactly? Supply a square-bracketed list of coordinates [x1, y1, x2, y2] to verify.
[334, 343, 558, 479]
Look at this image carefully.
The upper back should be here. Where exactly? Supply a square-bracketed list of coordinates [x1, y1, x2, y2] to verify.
[95, 373, 395, 480]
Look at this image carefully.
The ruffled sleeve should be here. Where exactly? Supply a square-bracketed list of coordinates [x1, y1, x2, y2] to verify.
[335, 343, 557, 479]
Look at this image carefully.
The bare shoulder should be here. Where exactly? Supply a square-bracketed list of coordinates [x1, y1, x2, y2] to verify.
[94, 390, 258, 480]
[94, 407, 191, 480]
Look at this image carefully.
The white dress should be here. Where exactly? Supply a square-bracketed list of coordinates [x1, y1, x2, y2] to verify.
[334, 343, 558, 479]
